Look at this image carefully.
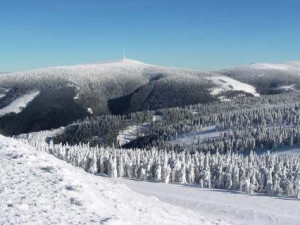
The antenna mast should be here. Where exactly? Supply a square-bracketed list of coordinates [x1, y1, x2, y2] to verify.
[123, 49, 126, 59]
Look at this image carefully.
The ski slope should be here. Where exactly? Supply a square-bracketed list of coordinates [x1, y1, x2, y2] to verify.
[168, 126, 224, 146]
[117, 123, 150, 147]
[0, 135, 225, 225]
[208, 76, 260, 97]
[119, 179, 300, 225]
[0, 91, 40, 116]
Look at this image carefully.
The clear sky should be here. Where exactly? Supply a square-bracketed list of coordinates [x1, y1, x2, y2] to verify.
[0, 0, 300, 72]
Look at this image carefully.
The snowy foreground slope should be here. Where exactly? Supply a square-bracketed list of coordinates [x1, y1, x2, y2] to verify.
[0, 135, 226, 225]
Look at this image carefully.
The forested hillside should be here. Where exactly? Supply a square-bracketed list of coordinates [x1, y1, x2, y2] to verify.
[0, 59, 261, 135]
[52, 91, 300, 155]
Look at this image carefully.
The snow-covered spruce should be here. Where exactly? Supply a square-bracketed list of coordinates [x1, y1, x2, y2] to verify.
[26, 140, 300, 199]
[52, 91, 300, 155]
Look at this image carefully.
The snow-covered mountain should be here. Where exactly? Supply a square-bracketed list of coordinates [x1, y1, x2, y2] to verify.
[219, 61, 300, 94]
[0, 58, 259, 135]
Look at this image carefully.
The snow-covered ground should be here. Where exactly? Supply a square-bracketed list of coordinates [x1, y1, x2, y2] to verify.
[0, 91, 40, 116]
[117, 123, 149, 147]
[0, 135, 224, 225]
[255, 146, 300, 156]
[276, 147, 300, 155]
[0, 87, 10, 99]
[16, 127, 65, 144]
[271, 84, 296, 92]
[87, 107, 93, 114]
[208, 76, 260, 97]
[169, 126, 227, 146]
[118, 178, 300, 225]
[117, 115, 163, 146]
[152, 114, 163, 122]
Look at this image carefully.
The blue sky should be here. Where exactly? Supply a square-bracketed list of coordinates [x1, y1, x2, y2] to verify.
[0, 0, 299, 72]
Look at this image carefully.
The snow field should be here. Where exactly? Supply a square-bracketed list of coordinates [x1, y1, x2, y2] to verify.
[16, 127, 65, 144]
[168, 125, 225, 146]
[208, 76, 260, 97]
[117, 123, 149, 146]
[0, 91, 40, 116]
[0, 87, 10, 99]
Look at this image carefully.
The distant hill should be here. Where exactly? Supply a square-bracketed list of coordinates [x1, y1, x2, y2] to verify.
[218, 61, 300, 94]
[0, 58, 261, 135]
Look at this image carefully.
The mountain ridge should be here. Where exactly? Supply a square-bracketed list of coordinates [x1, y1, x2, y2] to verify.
[2, 58, 299, 135]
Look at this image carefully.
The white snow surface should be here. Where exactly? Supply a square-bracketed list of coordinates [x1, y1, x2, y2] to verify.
[0, 87, 10, 100]
[16, 127, 65, 144]
[169, 126, 225, 146]
[117, 114, 163, 147]
[119, 178, 300, 225]
[276, 147, 300, 155]
[117, 123, 149, 147]
[272, 84, 296, 92]
[208, 76, 260, 97]
[256, 146, 300, 156]
[97, 58, 145, 65]
[87, 107, 93, 114]
[0, 91, 40, 116]
[0, 58, 219, 93]
[0, 135, 224, 225]
[0, 58, 154, 84]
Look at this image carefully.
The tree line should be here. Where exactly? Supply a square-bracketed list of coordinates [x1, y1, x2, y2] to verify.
[22, 139, 300, 199]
